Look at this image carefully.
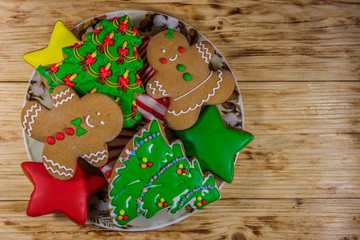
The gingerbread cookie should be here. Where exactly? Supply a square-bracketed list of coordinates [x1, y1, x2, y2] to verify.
[21, 85, 123, 180]
[108, 119, 220, 226]
[146, 29, 235, 130]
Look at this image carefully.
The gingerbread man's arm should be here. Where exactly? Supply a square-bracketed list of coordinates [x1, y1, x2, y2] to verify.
[80, 143, 109, 168]
[21, 101, 50, 141]
[146, 76, 171, 99]
[194, 41, 215, 64]
[51, 85, 80, 109]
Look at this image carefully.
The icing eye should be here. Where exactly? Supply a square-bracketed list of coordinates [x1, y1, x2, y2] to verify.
[160, 58, 167, 64]
[178, 47, 185, 53]
[162, 49, 166, 53]
[100, 121, 105, 125]
[97, 112, 101, 116]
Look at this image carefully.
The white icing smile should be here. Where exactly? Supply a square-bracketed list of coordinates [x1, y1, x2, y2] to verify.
[169, 54, 178, 61]
[85, 115, 94, 128]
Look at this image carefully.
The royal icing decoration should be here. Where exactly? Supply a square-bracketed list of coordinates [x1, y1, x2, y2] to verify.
[24, 21, 81, 68]
[174, 106, 254, 183]
[21, 85, 123, 180]
[109, 119, 220, 226]
[37, 15, 144, 128]
[145, 30, 235, 130]
[21, 161, 107, 225]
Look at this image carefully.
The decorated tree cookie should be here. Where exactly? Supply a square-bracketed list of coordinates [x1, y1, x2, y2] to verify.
[21, 85, 123, 180]
[37, 15, 144, 128]
[145, 29, 235, 130]
[174, 106, 254, 183]
[108, 119, 220, 226]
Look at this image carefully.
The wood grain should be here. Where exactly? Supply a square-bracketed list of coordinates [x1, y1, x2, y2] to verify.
[0, 0, 359, 82]
[0, 199, 359, 240]
[0, 0, 359, 239]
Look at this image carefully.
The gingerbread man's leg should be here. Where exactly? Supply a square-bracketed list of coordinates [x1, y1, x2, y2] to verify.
[42, 145, 77, 180]
[165, 104, 202, 130]
[80, 143, 109, 168]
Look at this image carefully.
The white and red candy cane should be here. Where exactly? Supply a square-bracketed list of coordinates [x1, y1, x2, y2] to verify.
[99, 36, 170, 180]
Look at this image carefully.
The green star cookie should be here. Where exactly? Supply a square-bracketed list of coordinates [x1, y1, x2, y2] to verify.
[174, 106, 254, 183]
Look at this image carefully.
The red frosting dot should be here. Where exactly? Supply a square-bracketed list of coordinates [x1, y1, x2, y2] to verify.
[182, 168, 187, 174]
[123, 215, 128, 221]
[56, 132, 65, 140]
[160, 58, 167, 64]
[46, 136, 55, 145]
[201, 200, 207, 205]
[66, 128, 74, 135]
[163, 202, 168, 207]
[178, 46, 185, 53]
[147, 161, 153, 167]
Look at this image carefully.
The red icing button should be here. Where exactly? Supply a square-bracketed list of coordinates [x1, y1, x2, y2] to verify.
[163, 202, 168, 207]
[123, 215, 129, 221]
[56, 132, 65, 140]
[201, 199, 207, 205]
[147, 161, 153, 167]
[178, 46, 185, 53]
[160, 58, 167, 64]
[46, 136, 55, 145]
[182, 168, 187, 174]
[66, 128, 74, 136]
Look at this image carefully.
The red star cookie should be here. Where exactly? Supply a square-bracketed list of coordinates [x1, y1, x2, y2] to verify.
[21, 161, 107, 225]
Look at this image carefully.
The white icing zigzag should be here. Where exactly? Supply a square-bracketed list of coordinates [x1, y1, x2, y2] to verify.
[168, 70, 223, 116]
[22, 104, 42, 137]
[196, 42, 212, 63]
[82, 150, 108, 164]
[44, 163, 74, 178]
[147, 81, 168, 96]
[52, 88, 70, 100]
[53, 94, 75, 108]
[42, 155, 74, 173]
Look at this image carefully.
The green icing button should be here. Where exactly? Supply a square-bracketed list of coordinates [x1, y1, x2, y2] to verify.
[177, 64, 185, 72]
[183, 73, 191, 81]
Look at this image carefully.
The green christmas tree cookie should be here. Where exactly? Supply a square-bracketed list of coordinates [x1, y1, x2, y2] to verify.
[37, 15, 144, 128]
[108, 119, 221, 226]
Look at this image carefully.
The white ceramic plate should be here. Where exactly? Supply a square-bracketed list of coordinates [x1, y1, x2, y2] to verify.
[23, 10, 244, 231]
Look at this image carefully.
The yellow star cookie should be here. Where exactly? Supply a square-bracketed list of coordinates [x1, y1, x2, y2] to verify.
[24, 21, 81, 68]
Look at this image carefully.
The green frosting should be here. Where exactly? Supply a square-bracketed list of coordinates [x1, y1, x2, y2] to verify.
[37, 15, 144, 128]
[164, 29, 174, 39]
[109, 119, 220, 226]
[71, 117, 87, 136]
[174, 106, 254, 183]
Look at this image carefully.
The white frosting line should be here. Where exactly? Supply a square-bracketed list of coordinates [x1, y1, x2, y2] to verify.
[53, 94, 75, 108]
[126, 196, 131, 208]
[42, 155, 74, 172]
[147, 83, 157, 95]
[44, 163, 74, 177]
[154, 80, 168, 96]
[82, 150, 107, 159]
[196, 42, 211, 63]
[23, 104, 42, 137]
[85, 115, 94, 128]
[169, 54, 178, 61]
[52, 88, 70, 100]
[168, 70, 223, 116]
[174, 70, 213, 101]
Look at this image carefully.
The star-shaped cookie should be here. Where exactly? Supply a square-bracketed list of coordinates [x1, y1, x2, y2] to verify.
[21, 161, 107, 225]
[174, 106, 254, 183]
[24, 21, 81, 68]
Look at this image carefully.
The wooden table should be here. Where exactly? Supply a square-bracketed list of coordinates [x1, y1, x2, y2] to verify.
[1, 0, 359, 239]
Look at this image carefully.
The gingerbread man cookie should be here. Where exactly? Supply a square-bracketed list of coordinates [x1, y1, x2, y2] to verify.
[21, 85, 123, 180]
[146, 29, 235, 130]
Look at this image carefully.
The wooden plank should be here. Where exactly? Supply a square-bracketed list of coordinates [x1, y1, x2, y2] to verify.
[0, 0, 359, 82]
[0, 199, 359, 239]
[1, 82, 359, 200]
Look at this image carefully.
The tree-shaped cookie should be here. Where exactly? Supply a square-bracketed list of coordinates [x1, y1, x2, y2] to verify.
[21, 85, 123, 180]
[145, 29, 235, 130]
[109, 119, 221, 226]
[37, 15, 144, 128]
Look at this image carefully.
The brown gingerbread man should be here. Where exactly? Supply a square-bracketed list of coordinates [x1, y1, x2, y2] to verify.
[21, 85, 123, 180]
[146, 29, 235, 130]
